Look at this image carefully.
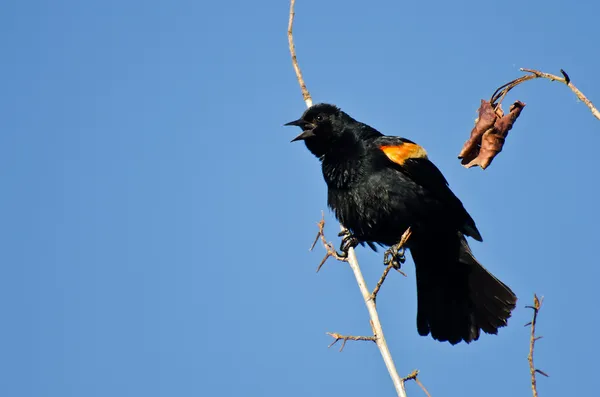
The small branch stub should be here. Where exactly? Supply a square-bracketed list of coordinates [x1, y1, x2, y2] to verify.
[326, 332, 376, 352]
[401, 370, 432, 397]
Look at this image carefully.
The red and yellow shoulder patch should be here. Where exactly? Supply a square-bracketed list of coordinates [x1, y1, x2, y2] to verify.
[379, 143, 428, 166]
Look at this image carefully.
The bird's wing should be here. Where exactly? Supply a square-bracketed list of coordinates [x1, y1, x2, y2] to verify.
[374, 136, 482, 241]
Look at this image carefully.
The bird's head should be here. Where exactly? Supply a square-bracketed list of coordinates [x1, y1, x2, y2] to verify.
[285, 103, 350, 158]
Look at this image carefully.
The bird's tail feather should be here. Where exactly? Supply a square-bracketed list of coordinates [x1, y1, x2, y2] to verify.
[409, 230, 516, 345]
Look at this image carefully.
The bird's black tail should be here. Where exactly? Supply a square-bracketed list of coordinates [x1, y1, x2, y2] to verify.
[409, 230, 516, 344]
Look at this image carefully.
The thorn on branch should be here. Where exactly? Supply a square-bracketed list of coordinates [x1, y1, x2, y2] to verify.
[311, 212, 348, 272]
[560, 69, 571, 84]
[535, 369, 549, 377]
[326, 332, 376, 352]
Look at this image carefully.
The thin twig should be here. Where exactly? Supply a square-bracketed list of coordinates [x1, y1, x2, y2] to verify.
[371, 263, 394, 302]
[521, 68, 599, 120]
[287, 0, 312, 107]
[401, 370, 432, 397]
[371, 228, 412, 302]
[288, 4, 406, 396]
[525, 294, 547, 397]
[326, 332, 376, 352]
[491, 68, 599, 120]
[415, 378, 432, 397]
[310, 212, 348, 272]
[490, 74, 536, 106]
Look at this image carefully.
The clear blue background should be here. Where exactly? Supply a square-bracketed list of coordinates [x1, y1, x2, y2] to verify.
[1, 0, 598, 396]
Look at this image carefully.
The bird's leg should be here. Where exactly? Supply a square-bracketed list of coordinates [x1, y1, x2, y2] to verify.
[337, 229, 359, 258]
[383, 242, 406, 270]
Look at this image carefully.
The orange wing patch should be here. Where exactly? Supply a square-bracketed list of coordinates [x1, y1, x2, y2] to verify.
[380, 143, 428, 166]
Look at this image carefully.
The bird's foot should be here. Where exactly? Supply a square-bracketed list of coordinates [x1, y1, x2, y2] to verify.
[337, 229, 359, 258]
[383, 243, 406, 270]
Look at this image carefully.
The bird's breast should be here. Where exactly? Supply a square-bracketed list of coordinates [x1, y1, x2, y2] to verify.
[326, 169, 421, 245]
[322, 160, 363, 190]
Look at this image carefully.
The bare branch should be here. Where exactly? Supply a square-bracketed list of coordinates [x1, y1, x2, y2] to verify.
[370, 263, 394, 302]
[489, 68, 598, 120]
[343, 232, 407, 396]
[414, 378, 432, 397]
[520, 68, 600, 120]
[287, 0, 312, 107]
[326, 332, 376, 352]
[526, 294, 547, 397]
[314, 218, 408, 394]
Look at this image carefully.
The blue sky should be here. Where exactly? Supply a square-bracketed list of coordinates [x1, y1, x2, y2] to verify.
[1, 0, 599, 396]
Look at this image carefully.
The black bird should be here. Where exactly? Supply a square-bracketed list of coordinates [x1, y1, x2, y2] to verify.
[286, 103, 517, 345]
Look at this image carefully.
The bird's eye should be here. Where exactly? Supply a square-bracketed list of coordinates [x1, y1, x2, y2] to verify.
[316, 115, 324, 122]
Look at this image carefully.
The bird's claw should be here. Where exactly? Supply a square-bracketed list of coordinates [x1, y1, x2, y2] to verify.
[383, 243, 406, 270]
[337, 230, 359, 258]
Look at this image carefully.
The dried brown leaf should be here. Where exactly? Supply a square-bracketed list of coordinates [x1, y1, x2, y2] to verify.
[495, 101, 525, 138]
[462, 100, 525, 169]
[458, 100, 497, 164]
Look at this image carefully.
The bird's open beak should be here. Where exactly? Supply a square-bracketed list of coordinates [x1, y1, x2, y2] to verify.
[284, 119, 306, 127]
[290, 130, 316, 142]
[285, 119, 316, 142]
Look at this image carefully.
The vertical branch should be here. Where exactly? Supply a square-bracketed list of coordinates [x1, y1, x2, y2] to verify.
[287, 3, 406, 396]
[526, 294, 548, 397]
[287, 0, 312, 107]
[344, 240, 407, 397]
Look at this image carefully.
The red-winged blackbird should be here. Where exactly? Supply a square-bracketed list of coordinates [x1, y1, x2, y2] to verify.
[286, 103, 517, 345]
